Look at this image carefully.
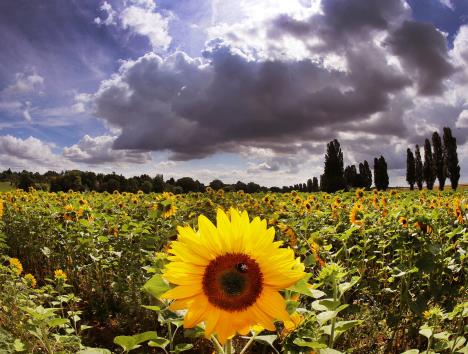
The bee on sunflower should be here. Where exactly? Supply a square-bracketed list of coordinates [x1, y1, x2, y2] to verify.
[160, 208, 305, 345]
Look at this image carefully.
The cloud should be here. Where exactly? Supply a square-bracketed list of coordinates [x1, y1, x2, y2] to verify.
[94, 0, 172, 51]
[0, 135, 70, 171]
[387, 21, 455, 95]
[93, 34, 411, 160]
[22, 101, 32, 122]
[94, 1, 117, 26]
[456, 110, 468, 128]
[438, 0, 454, 10]
[63, 135, 152, 164]
[3, 72, 44, 95]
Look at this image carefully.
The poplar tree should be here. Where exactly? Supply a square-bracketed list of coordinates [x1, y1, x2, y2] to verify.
[443, 127, 460, 190]
[415, 145, 423, 190]
[322, 139, 346, 193]
[306, 178, 313, 192]
[379, 156, 389, 190]
[312, 177, 319, 192]
[374, 156, 389, 190]
[432, 131, 446, 190]
[363, 160, 372, 189]
[406, 148, 415, 190]
[423, 139, 436, 190]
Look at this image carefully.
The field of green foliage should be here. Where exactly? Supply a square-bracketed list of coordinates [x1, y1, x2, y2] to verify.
[0, 188, 466, 353]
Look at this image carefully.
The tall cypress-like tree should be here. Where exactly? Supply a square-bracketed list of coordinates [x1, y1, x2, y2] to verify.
[415, 145, 423, 190]
[423, 139, 436, 190]
[322, 139, 346, 193]
[443, 127, 460, 190]
[344, 165, 358, 189]
[374, 158, 381, 190]
[363, 160, 372, 189]
[406, 148, 415, 190]
[312, 177, 319, 192]
[432, 131, 446, 190]
[379, 156, 389, 190]
[306, 178, 313, 192]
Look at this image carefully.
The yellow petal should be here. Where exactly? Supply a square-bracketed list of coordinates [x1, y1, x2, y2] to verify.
[203, 304, 221, 337]
[256, 288, 290, 322]
[160, 284, 202, 300]
[184, 296, 209, 328]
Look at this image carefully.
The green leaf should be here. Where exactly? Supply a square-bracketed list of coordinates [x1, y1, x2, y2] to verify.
[317, 311, 337, 324]
[47, 318, 69, 327]
[433, 331, 450, 341]
[334, 320, 362, 332]
[312, 298, 339, 311]
[253, 335, 278, 346]
[338, 276, 360, 296]
[97, 236, 109, 243]
[76, 349, 112, 354]
[400, 350, 419, 354]
[447, 337, 465, 350]
[288, 277, 325, 298]
[321, 299, 342, 311]
[114, 331, 159, 352]
[142, 305, 161, 312]
[173, 343, 194, 353]
[13, 339, 25, 352]
[143, 275, 171, 299]
[148, 337, 170, 349]
[319, 349, 343, 354]
[419, 327, 433, 339]
[293, 339, 327, 349]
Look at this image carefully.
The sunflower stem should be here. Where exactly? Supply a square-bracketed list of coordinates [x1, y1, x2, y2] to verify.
[211, 335, 225, 354]
[225, 338, 233, 354]
[239, 334, 256, 354]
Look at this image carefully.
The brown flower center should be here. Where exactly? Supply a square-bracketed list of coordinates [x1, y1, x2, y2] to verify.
[202, 253, 263, 312]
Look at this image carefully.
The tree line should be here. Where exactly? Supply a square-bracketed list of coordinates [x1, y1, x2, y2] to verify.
[308, 139, 390, 193]
[406, 127, 460, 190]
[0, 127, 461, 193]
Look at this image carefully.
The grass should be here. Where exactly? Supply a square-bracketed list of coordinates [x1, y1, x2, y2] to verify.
[0, 182, 15, 192]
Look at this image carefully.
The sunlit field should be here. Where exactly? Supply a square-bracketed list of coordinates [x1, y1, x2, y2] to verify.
[0, 188, 466, 353]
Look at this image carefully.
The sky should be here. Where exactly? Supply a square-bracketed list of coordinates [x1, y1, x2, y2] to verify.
[0, 0, 467, 187]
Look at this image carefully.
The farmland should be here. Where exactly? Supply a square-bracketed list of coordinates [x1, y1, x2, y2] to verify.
[0, 188, 466, 353]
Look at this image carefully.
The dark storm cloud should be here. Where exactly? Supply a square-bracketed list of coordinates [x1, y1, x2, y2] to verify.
[271, 0, 408, 51]
[387, 21, 456, 95]
[94, 43, 410, 160]
[91, 0, 464, 165]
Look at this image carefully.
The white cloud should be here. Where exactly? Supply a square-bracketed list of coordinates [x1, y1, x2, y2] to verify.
[0, 135, 71, 172]
[94, 1, 117, 26]
[3, 72, 44, 95]
[121, 6, 171, 51]
[63, 135, 152, 165]
[438, 0, 454, 10]
[22, 101, 32, 122]
[456, 110, 468, 128]
[94, 0, 172, 52]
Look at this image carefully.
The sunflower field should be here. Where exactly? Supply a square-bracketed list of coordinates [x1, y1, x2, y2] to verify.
[0, 188, 466, 354]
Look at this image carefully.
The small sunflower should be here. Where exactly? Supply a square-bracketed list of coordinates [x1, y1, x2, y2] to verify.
[9, 258, 23, 275]
[161, 208, 305, 344]
[355, 189, 364, 199]
[54, 269, 67, 282]
[399, 216, 408, 228]
[24, 273, 37, 288]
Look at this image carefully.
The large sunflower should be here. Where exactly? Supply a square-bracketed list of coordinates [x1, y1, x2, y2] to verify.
[161, 208, 305, 343]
